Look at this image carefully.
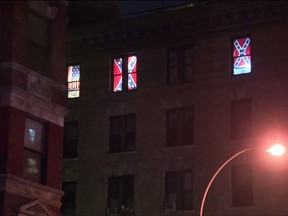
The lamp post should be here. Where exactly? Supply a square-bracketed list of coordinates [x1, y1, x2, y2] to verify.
[199, 144, 286, 216]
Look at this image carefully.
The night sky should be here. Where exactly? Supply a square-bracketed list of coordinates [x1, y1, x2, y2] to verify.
[120, 0, 193, 15]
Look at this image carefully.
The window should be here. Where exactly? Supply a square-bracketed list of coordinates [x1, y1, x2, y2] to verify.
[165, 170, 193, 211]
[231, 99, 251, 140]
[167, 46, 194, 84]
[28, 12, 49, 75]
[63, 122, 78, 159]
[166, 106, 193, 147]
[231, 164, 253, 206]
[61, 181, 76, 216]
[112, 55, 137, 92]
[23, 118, 46, 183]
[67, 65, 80, 98]
[109, 114, 136, 153]
[107, 176, 134, 215]
[233, 36, 251, 75]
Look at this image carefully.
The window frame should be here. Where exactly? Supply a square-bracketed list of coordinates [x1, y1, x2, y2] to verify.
[230, 99, 251, 140]
[23, 117, 47, 183]
[231, 164, 254, 206]
[232, 35, 252, 76]
[164, 170, 193, 211]
[167, 45, 194, 85]
[27, 11, 50, 75]
[67, 64, 81, 99]
[111, 54, 137, 93]
[107, 175, 134, 214]
[166, 106, 194, 147]
[109, 114, 136, 153]
[61, 181, 76, 216]
[63, 121, 78, 159]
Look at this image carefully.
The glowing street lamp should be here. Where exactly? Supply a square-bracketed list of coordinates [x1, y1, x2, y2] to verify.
[200, 144, 286, 216]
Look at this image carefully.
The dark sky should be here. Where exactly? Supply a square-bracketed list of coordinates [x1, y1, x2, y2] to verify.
[120, 0, 193, 15]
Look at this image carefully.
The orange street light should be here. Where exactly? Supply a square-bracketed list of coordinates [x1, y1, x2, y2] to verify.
[200, 144, 286, 216]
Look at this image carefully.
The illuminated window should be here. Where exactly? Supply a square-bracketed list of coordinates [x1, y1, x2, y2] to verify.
[165, 170, 193, 211]
[231, 164, 253, 206]
[231, 99, 251, 140]
[107, 176, 134, 215]
[23, 118, 46, 183]
[233, 36, 251, 75]
[166, 106, 194, 147]
[112, 55, 137, 92]
[109, 114, 136, 153]
[67, 65, 80, 98]
[63, 121, 78, 159]
[167, 46, 194, 84]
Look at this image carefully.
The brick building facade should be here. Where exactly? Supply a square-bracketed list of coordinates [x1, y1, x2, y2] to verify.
[0, 1, 68, 215]
[63, 1, 288, 216]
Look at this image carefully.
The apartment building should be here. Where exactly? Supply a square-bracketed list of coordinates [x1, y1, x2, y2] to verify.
[63, 1, 288, 216]
[0, 1, 68, 215]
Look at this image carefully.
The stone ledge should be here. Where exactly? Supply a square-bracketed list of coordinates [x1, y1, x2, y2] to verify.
[0, 174, 64, 208]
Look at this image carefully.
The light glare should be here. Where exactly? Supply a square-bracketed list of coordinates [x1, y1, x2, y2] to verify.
[266, 144, 286, 156]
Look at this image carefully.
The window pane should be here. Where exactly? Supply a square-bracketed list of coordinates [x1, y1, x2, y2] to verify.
[166, 109, 178, 146]
[110, 116, 122, 153]
[233, 37, 251, 75]
[68, 65, 80, 98]
[165, 171, 193, 211]
[61, 181, 76, 216]
[231, 99, 251, 139]
[107, 176, 134, 211]
[128, 56, 137, 74]
[63, 122, 78, 158]
[128, 56, 137, 90]
[183, 190, 193, 210]
[23, 150, 42, 182]
[28, 13, 48, 47]
[113, 58, 123, 92]
[169, 68, 179, 84]
[25, 118, 44, 152]
[183, 107, 194, 145]
[128, 74, 137, 90]
[113, 58, 122, 75]
[231, 165, 253, 206]
[183, 171, 192, 190]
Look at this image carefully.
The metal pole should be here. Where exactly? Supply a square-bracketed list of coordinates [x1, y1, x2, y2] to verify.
[199, 147, 254, 216]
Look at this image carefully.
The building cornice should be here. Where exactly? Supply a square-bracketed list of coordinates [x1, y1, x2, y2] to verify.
[67, 1, 288, 56]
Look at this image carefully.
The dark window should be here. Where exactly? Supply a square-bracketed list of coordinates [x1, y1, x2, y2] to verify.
[23, 118, 46, 183]
[166, 107, 193, 147]
[109, 114, 136, 153]
[107, 176, 134, 215]
[165, 170, 193, 211]
[61, 181, 76, 216]
[112, 55, 137, 92]
[167, 46, 194, 84]
[231, 164, 253, 206]
[232, 36, 251, 75]
[231, 99, 251, 139]
[63, 122, 78, 159]
[28, 12, 49, 75]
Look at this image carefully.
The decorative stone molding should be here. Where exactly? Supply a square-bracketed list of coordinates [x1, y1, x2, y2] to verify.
[28, 1, 58, 20]
[28, 75, 51, 101]
[17, 200, 55, 216]
[0, 86, 68, 127]
[0, 174, 63, 208]
[0, 61, 67, 92]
